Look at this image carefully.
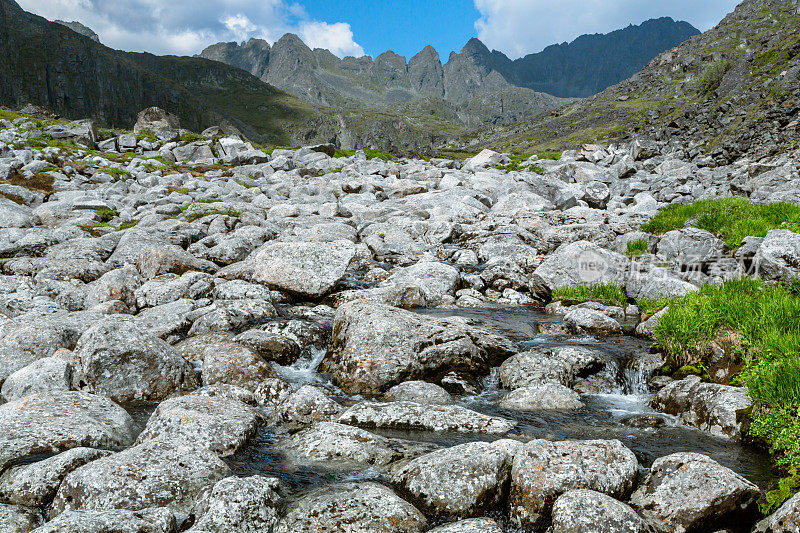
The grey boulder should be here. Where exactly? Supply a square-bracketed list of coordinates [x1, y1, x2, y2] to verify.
[391, 440, 519, 518]
[630, 452, 760, 532]
[652, 376, 752, 439]
[321, 301, 515, 394]
[252, 240, 356, 298]
[508, 439, 639, 529]
[550, 489, 658, 533]
[274, 482, 427, 533]
[72, 315, 198, 403]
[0, 391, 136, 471]
[51, 439, 230, 516]
[190, 476, 280, 533]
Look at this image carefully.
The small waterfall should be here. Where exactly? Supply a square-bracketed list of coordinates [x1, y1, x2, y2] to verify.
[274, 347, 328, 386]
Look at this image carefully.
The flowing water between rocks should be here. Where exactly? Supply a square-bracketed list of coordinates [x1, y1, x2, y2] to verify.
[220, 306, 775, 514]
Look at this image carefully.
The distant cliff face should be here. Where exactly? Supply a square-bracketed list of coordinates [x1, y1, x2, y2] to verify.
[199, 17, 699, 111]
[509, 17, 701, 97]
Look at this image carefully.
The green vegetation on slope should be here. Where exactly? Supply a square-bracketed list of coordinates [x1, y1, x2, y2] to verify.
[653, 278, 800, 510]
[641, 197, 800, 248]
[552, 283, 629, 308]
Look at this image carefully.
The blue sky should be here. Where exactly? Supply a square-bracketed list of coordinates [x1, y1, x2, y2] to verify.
[21, 0, 741, 60]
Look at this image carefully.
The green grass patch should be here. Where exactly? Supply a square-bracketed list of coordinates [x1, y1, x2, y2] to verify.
[95, 209, 119, 223]
[185, 209, 241, 222]
[436, 148, 477, 162]
[641, 197, 800, 248]
[636, 298, 670, 316]
[626, 239, 649, 258]
[535, 151, 561, 160]
[136, 129, 158, 143]
[695, 59, 732, 97]
[0, 109, 21, 121]
[334, 149, 393, 161]
[118, 219, 141, 231]
[235, 180, 259, 189]
[96, 167, 131, 178]
[759, 467, 800, 515]
[179, 133, 210, 143]
[552, 283, 629, 308]
[653, 278, 800, 486]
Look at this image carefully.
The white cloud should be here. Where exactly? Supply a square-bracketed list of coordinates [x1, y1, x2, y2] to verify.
[474, 0, 740, 58]
[17, 0, 365, 58]
[300, 21, 365, 57]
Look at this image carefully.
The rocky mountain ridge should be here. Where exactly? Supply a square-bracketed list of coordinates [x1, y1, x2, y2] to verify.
[198, 18, 698, 125]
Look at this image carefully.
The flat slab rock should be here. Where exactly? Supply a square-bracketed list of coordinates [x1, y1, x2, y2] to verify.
[32, 508, 176, 533]
[508, 439, 639, 529]
[135, 387, 262, 457]
[251, 240, 356, 298]
[652, 376, 752, 439]
[0, 391, 137, 471]
[51, 439, 230, 516]
[338, 401, 516, 434]
[321, 300, 516, 394]
[274, 482, 427, 533]
[278, 422, 433, 469]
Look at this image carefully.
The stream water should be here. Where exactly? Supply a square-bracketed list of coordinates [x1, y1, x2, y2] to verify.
[225, 306, 776, 505]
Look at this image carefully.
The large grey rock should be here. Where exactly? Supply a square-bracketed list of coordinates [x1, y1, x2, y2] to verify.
[656, 228, 728, 269]
[0, 503, 42, 532]
[499, 383, 584, 411]
[564, 308, 622, 335]
[0, 347, 37, 389]
[754, 491, 800, 533]
[84, 265, 142, 312]
[0, 447, 112, 507]
[550, 489, 657, 533]
[338, 401, 515, 434]
[135, 387, 262, 457]
[0, 391, 136, 471]
[630, 452, 760, 532]
[652, 376, 752, 439]
[499, 347, 604, 390]
[32, 508, 176, 533]
[508, 439, 639, 529]
[190, 476, 280, 533]
[385, 381, 453, 405]
[201, 342, 276, 394]
[134, 107, 180, 140]
[391, 440, 518, 518]
[270, 385, 341, 425]
[252, 240, 356, 298]
[1, 356, 73, 402]
[279, 422, 407, 468]
[51, 439, 230, 516]
[379, 261, 460, 307]
[755, 229, 800, 281]
[0, 198, 33, 228]
[321, 301, 516, 394]
[534, 241, 629, 291]
[274, 482, 427, 533]
[72, 315, 198, 403]
[45, 119, 98, 148]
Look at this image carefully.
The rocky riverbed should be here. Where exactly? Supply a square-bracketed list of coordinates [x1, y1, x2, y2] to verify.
[1, 109, 800, 531]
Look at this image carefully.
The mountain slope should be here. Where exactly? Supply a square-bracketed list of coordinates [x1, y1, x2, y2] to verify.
[0, 0, 325, 144]
[463, 0, 800, 163]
